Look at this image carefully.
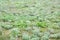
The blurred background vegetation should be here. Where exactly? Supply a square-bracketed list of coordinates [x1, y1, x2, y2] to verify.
[0, 0, 60, 40]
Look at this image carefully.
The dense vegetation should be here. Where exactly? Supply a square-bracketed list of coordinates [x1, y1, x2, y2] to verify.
[0, 0, 60, 40]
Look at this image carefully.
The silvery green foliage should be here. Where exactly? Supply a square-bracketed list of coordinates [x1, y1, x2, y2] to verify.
[9, 28, 20, 40]
[32, 27, 40, 35]
[25, 27, 32, 31]
[0, 22, 13, 30]
[2, 24, 13, 30]
[28, 27, 42, 40]
[41, 32, 50, 40]
[22, 33, 30, 40]
[31, 37, 39, 40]
[23, 27, 41, 40]
[47, 28, 55, 34]
[31, 34, 40, 40]
[50, 33, 60, 39]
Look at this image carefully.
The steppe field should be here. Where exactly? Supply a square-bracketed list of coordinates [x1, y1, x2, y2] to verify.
[0, 0, 60, 40]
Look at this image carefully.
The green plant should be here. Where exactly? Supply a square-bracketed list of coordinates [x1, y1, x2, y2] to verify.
[12, 20, 27, 28]
[36, 21, 47, 28]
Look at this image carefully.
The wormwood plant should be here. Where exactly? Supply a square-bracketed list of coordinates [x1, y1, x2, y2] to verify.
[41, 32, 50, 40]
[22, 33, 31, 40]
[9, 28, 20, 40]
[21, 27, 50, 40]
